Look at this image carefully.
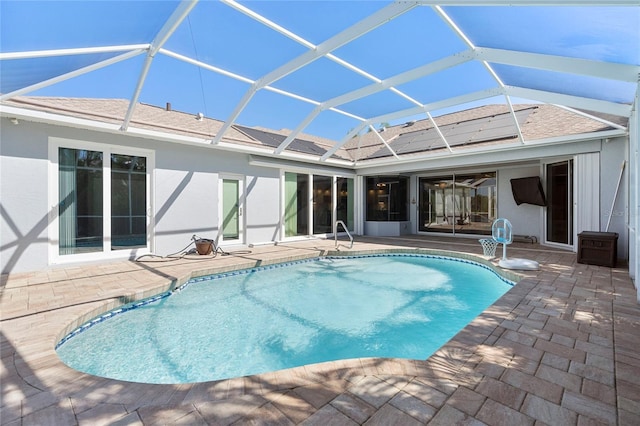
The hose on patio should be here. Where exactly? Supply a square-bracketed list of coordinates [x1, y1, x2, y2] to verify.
[135, 234, 252, 262]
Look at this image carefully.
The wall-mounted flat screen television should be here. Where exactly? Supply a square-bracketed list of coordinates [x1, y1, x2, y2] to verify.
[510, 177, 547, 207]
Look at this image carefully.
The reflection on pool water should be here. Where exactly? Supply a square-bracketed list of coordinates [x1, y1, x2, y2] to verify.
[56, 254, 513, 384]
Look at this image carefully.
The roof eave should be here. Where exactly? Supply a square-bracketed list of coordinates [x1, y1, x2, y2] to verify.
[0, 105, 355, 168]
[352, 128, 628, 171]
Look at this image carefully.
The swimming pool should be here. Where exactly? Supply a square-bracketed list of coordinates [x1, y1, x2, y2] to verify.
[56, 254, 513, 384]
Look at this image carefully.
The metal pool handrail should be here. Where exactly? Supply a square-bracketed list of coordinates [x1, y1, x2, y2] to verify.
[334, 220, 353, 250]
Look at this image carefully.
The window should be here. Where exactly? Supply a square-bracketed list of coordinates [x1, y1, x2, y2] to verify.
[419, 172, 496, 235]
[366, 176, 409, 221]
[52, 140, 151, 261]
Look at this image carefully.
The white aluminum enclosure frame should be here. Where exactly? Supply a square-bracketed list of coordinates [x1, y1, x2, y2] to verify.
[1, 0, 638, 293]
[1, 0, 637, 167]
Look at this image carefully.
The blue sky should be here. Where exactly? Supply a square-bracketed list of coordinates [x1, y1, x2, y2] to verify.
[1, 1, 638, 141]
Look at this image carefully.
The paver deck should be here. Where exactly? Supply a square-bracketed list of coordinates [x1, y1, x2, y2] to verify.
[1, 236, 639, 425]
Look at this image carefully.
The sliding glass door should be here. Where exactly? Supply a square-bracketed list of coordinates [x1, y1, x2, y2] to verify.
[53, 140, 151, 261]
[284, 172, 354, 238]
[313, 175, 332, 234]
[58, 148, 104, 254]
[111, 154, 147, 250]
[418, 172, 496, 235]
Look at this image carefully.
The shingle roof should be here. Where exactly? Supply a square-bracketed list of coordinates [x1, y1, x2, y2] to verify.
[2, 97, 624, 164]
[345, 104, 624, 161]
[3, 96, 354, 161]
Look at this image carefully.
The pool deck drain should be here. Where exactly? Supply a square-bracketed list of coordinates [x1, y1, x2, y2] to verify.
[1, 236, 639, 425]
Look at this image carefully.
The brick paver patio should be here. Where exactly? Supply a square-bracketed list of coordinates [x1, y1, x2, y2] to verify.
[2, 236, 639, 425]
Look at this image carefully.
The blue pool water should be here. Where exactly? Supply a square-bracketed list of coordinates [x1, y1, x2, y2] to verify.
[56, 254, 513, 384]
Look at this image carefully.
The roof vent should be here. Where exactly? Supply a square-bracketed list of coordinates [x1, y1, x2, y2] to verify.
[165, 102, 171, 111]
[196, 112, 204, 121]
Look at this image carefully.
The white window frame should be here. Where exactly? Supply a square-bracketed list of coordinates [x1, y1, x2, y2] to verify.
[48, 137, 154, 265]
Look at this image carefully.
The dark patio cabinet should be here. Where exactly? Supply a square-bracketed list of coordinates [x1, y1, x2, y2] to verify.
[577, 232, 618, 267]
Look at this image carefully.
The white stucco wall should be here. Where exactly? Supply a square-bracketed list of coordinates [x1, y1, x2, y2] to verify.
[152, 155, 220, 256]
[243, 170, 282, 244]
[0, 120, 285, 273]
[497, 165, 543, 241]
[600, 137, 629, 260]
[150, 140, 256, 255]
[1, 117, 633, 275]
[0, 118, 50, 274]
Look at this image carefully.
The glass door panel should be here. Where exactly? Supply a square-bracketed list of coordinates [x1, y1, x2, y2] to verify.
[454, 173, 496, 235]
[419, 174, 496, 235]
[222, 179, 240, 240]
[419, 177, 454, 233]
[111, 154, 147, 250]
[284, 172, 309, 237]
[313, 175, 332, 234]
[546, 161, 573, 245]
[58, 148, 103, 255]
[336, 177, 354, 231]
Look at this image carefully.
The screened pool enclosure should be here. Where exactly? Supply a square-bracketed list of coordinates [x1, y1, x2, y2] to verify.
[1, 1, 637, 146]
[0, 1, 639, 287]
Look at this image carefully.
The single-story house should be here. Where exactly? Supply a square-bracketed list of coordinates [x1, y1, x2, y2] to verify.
[1, 96, 635, 296]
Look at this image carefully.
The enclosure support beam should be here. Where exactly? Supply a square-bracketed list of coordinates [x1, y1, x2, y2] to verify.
[212, 1, 417, 145]
[121, 0, 199, 131]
